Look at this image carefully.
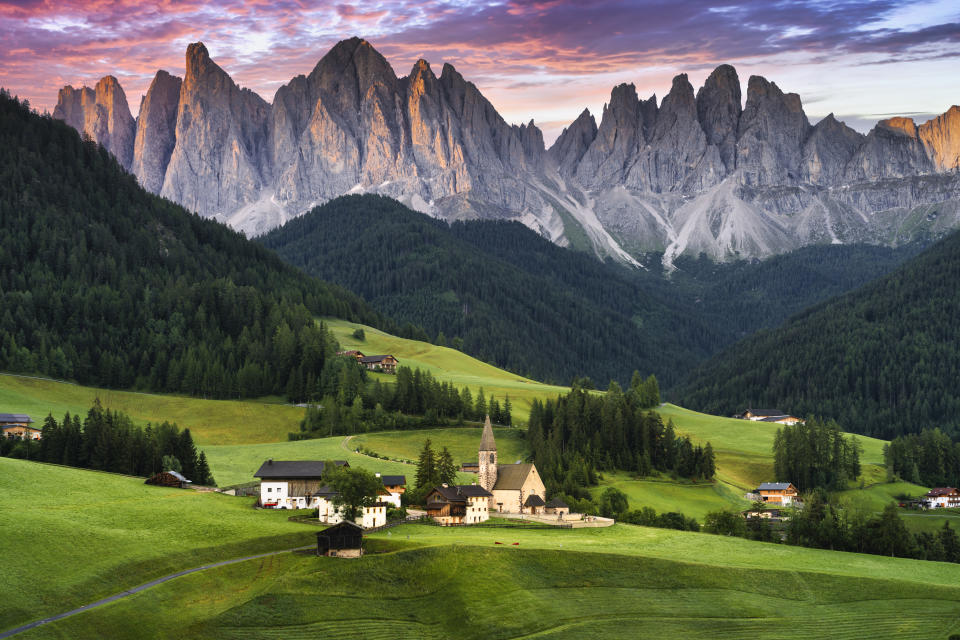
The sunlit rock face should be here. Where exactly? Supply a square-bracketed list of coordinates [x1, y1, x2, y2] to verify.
[53, 76, 135, 170]
[132, 70, 182, 193]
[52, 38, 960, 263]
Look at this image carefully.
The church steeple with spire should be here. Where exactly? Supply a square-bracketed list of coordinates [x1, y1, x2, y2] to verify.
[478, 415, 498, 493]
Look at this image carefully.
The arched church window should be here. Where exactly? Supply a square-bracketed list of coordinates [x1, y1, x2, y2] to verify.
[489, 453, 495, 463]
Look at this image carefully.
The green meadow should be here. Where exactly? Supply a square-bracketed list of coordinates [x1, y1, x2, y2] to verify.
[0, 373, 304, 446]
[0, 458, 316, 633]
[18, 521, 960, 639]
[325, 317, 571, 422]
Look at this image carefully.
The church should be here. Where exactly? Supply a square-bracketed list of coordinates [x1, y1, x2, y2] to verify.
[478, 416, 547, 514]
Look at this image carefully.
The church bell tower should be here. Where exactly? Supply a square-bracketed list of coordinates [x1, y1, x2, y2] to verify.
[478, 415, 497, 493]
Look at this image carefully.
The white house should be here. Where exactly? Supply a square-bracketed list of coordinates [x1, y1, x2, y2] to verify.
[254, 459, 348, 509]
[924, 487, 960, 509]
[314, 485, 390, 529]
[376, 473, 406, 508]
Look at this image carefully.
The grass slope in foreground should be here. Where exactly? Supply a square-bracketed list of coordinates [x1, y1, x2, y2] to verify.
[0, 458, 316, 633]
[22, 523, 960, 639]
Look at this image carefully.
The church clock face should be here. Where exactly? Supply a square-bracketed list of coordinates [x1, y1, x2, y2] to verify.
[489, 453, 495, 463]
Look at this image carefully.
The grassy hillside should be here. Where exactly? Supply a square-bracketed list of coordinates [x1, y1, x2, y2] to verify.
[21, 523, 960, 639]
[326, 317, 571, 422]
[0, 458, 316, 633]
[0, 373, 304, 446]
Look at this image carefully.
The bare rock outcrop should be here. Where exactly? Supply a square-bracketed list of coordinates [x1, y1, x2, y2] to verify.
[919, 106, 960, 171]
[53, 76, 135, 169]
[846, 118, 933, 181]
[800, 114, 863, 185]
[549, 109, 597, 176]
[736, 76, 811, 186]
[696, 64, 742, 172]
[132, 70, 181, 193]
[161, 42, 271, 218]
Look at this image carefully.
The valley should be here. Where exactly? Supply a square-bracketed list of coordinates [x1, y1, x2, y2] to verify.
[4, 11, 960, 637]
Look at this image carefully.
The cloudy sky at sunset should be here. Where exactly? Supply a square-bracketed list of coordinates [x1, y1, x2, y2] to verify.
[2, 0, 959, 144]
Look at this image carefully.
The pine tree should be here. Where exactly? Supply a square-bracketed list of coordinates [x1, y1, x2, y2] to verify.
[415, 439, 437, 489]
[437, 447, 458, 486]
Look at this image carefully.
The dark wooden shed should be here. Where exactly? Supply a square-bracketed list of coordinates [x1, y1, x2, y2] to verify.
[316, 521, 364, 558]
[145, 470, 192, 488]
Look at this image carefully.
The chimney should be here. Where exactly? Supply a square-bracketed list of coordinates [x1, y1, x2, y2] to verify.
[375, 472, 381, 478]
[442, 483, 449, 488]
[267, 459, 273, 465]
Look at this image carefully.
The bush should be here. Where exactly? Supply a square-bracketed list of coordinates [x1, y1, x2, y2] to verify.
[352, 328, 366, 341]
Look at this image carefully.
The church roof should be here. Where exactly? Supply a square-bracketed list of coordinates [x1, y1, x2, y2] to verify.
[493, 463, 536, 491]
[479, 415, 496, 451]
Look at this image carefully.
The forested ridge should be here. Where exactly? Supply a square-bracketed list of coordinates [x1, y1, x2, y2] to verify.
[0, 92, 389, 398]
[261, 194, 916, 387]
[677, 228, 960, 439]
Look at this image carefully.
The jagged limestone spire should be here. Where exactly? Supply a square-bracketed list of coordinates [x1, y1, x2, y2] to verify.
[480, 414, 496, 451]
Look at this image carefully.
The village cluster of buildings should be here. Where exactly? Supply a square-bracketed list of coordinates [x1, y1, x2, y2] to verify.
[0, 414, 40, 439]
[254, 416, 571, 553]
[254, 459, 405, 529]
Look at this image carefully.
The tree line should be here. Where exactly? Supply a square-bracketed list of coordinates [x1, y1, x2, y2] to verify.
[884, 428, 960, 487]
[773, 417, 861, 492]
[527, 374, 715, 500]
[0, 400, 215, 485]
[292, 362, 512, 439]
[677, 225, 960, 440]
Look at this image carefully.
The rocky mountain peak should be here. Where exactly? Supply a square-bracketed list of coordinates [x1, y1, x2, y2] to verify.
[918, 105, 960, 170]
[737, 74, 811, 185]
[52, 76, 135, 169]
[880, 116, 918, 138]
[696, 64, 741, 171]
[800, 112, 863, 185]
[549, 108, 598, 175]
[132, 70, 182, 192]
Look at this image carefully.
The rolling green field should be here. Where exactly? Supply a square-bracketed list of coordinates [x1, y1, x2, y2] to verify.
[19, 522, 960, 639]
[326, 318, 572, 422]
[0, 373, 304, 446]
[593, 471, 748, 520]
[0, 458, 316, 633]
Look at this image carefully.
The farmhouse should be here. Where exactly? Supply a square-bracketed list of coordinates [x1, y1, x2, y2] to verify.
[145, 470, 191, 488]
[358, 354, 399, 373]
[376, 473, 406, 507]
[425, 484, 492, 525]
[0, 414, 40, 439]
[316, 521, 364, 558]
[313, 484, 391, 528]
[478, 416, 547, 513]
[756, 482, 801, 505]
[923, 487, 960, 509]
[254, 459, 348, 509]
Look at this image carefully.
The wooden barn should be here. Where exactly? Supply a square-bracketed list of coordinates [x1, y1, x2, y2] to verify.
[316, 521, 364, 558]
[358, 354, 399, 373]
[145, 470, 192, 488]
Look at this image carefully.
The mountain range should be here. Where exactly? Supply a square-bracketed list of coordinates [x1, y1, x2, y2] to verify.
[53, 37, 960, 263]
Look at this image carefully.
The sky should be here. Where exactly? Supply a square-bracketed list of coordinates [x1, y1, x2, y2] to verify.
[1, 0, 959, 145]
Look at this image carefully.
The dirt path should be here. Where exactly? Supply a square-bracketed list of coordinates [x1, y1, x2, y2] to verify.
[0, 545, 313, 639]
